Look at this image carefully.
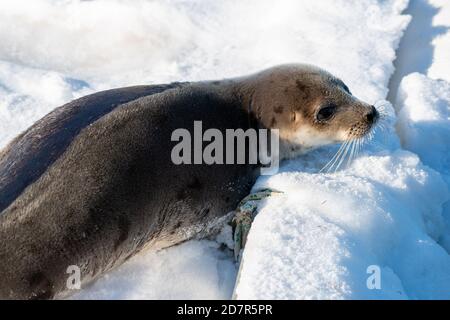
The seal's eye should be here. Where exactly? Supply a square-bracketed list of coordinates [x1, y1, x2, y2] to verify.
[316, 104, 337, 122]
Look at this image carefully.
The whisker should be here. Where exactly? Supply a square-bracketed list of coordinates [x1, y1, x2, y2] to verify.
[353, 138, 360, 161]
[319, 143, 344, 173]
[357, 137, 362, 157]
[377, 122, 388, 145]
[353, 137, 361, 160]
[374, 100, 389, 109]
[361, 134, 367, 150]
[320, 111, 385, 174]
[320, 140, 349, 173]
[351, 136, 363, 167]
[325, 139, 350, 173]
[347, 138, 357, 167]
[334, 139, 352, 172]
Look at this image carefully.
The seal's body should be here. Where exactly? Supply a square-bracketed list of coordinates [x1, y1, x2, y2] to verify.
[0, 64, 378, 299]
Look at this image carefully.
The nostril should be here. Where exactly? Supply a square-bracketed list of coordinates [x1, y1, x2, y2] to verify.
[366, 106, 378, 123]
[371, 105, 378, 116]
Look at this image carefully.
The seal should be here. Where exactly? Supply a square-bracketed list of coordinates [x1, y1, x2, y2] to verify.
[0, 64, 378, 299]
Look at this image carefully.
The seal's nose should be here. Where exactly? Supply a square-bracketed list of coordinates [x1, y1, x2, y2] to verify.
[366, 106, 379, 124]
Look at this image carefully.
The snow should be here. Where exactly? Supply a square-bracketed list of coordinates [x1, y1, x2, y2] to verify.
[235, 143, 450, 299]
[392, 0, 450, 262]
[387, 0, 450, 101]
[428, 0, 450, 82]
[396, 74, 450, 256]
[396, 74, 450, 184]
[1, 0, 450, 300]
[0, 60, 91, 147]
[69, 240, 236, 300]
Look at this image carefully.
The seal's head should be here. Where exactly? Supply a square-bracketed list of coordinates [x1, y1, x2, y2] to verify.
[242, 64, 379, 158]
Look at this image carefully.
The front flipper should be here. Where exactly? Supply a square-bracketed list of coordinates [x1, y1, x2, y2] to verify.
[231, 188, 283, 262]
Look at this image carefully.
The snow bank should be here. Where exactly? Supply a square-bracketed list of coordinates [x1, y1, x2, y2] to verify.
[396, 73, 450, 255]
[396, 74, 450, 183]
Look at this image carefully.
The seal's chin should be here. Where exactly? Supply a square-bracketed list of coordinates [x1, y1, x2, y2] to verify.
[279, 128, 341, 160]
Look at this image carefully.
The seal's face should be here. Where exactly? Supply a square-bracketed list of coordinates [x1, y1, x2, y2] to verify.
[250, 64, 378, 158]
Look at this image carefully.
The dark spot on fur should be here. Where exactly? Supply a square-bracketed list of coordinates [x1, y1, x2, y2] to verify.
[270, 117, 277, 127]
[176, 177, 203, 200]
[225, 196, 231, 203]
[296, 80, 307, 91]
[274, 106, 284, 114]
[187, 177, 202, 190]
[170, 221, 183, 235]
[28, 272, 53, 300]
[176, 189, 188, 200]
[296, 80, 309, 99]
[154, 113, 169, 126]
[174, 221, 182, 229]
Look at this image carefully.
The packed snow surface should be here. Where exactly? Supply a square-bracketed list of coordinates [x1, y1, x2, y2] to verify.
[427, 0, 450, 82]
[1, 0, 450, 299]
[70, 240, 236, 300]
